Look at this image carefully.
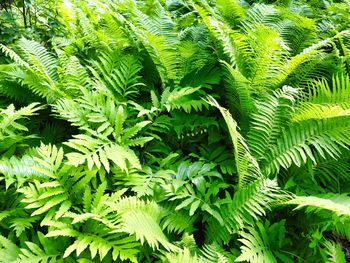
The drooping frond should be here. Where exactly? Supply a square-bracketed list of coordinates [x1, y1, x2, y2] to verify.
[286, 194, 350, 218]
[221, 60, 254, 125]
[207, 96, 262, 187]
[0, 38, 71, 102]
[17, 38, 58, 83]
[194, 3, 249, 68]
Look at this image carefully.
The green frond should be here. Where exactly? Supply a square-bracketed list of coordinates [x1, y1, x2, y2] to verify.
[112, 5, 180, 85]
[262, 117, 350, 175]
[65, 135, 141, 172]
[161, 86, 207, 113]
[194, 3, 247, 67]
[0, 235, 20, 263]
[207, 96, 262, 187]
[76, 9, 99, 47]
[242, 24, 287, 89]
[2, 0, 350, 261]
[161, 208, 196, 234]
[304, 74, 350, 105]
[17, 37, 58, 83]
[292, 74, 350, 122]
[0, 155, 42, 186]
[221, 179, 287, 234]
[323, 240, 346, 263]
[221, 60, 254, 125]
[19, 180, 70, 217]
[235, 226, 277, 263]
[216, 0, 246, 25]
[0, 71, 37, 103]
[13, 240, 61, 263]
[110, 196, 177, 251]
[62, 233, 139, 262]
[53, 91, 117, 134]
[286, 194, 350, 218]
[242, 4, 282, 30]
[59, 55, 89, 96]
[1, 39, 69, 102]
[0, 44, 29, 68]
[273, 30, 350, 88]
[0, 103, 43, 155]
[200, 243, 233, 263]
[90, 51, 144, 100]
[247, 86, 298, 161]
[165, 248, 202, 263]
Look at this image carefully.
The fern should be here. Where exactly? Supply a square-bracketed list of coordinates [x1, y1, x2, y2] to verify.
[90, 51, 144, 101]
[1, 0, 350, 262]
[0, 235, 20, 263]
[323, 240, 346, 263]
[247, 86, 298, 161]
[207, 96, 262, 187]
[235, 227, 277, 263]
[286, 194, 350, 218]
[65, 135, 141, 172]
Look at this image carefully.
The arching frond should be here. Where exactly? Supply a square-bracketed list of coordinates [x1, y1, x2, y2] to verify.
[286, 194, 350, 218]
[207, 96, 262, 187]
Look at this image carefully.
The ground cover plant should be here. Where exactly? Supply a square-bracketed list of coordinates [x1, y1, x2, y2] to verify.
[1, 0, 350, 262]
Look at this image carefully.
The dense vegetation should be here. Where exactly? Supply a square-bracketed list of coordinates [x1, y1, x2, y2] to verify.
[1, 0, 350, 262]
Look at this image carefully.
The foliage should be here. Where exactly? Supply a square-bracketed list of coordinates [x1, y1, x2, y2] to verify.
[1, 0, 350, 262]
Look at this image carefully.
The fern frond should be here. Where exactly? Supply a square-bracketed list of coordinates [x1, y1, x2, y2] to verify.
[221, 60, 254, 125]
[207, 96, 262, 187]
[90, 51, 144, 100]
[292, 74, 350, 122]
[247, 86, 298, 161]
[17, 37, 58, 83]
[14, 241, 61, 263]
[200, 243, 233, 263]
[286, 194, 350, 218]
[221, 179, 287, 233]
[113, 6, 180, 85]
[194, 3, 246, 67]
[65, 135, 141, 172]
[262, 117, 350, 175]
[0, 235, 20, 263]
[235, 226, 277, 263]
[273, 30, 350, 88]
[165, 248, 201, 263]
[216, 0, 245, 25]
[323, 240, 346, 263]
[111, 196, 177, 252]
[1, 39, 69, 102]
[162, 86, 207, 113]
